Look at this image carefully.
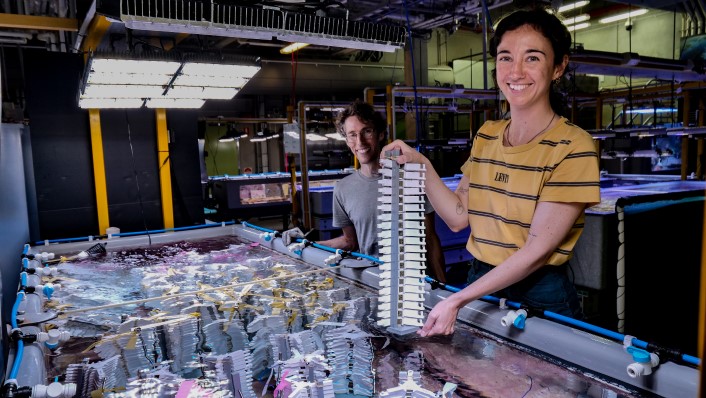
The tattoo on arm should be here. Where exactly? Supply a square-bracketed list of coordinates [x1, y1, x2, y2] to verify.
[528, 231, 538, 238]
[456, 202, 464, 215]
[458, 187, 468, 194]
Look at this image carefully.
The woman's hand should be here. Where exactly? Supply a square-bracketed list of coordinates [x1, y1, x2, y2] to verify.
[417, 295, 461, 337]
[380, 140, 427, 166]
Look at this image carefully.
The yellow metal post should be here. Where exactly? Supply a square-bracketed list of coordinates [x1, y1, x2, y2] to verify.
[81, 15, 110, 62]
[88, 109, 110, 234]
[155, 109, 174, 229]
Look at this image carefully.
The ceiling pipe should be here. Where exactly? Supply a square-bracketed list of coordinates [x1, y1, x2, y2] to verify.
[693, 0, 706, 34]
[37, 32, 58, 51]
[681, 2, 695, 37]
[72, 0, 94, 52]
[0, 31, 32, 39]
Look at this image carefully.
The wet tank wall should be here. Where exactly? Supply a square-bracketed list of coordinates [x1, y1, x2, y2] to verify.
[7, 225, 699, 397]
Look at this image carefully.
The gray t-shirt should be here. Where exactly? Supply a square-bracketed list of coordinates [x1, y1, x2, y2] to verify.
[332, 170, 434, 256]
[332, 170, 381, 256]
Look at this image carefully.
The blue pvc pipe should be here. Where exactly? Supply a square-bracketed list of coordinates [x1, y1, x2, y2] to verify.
[9, 292, 25, 380]
[241, 221, 275, 234]
[309, 242, 384, 264]
[35, 222, 237, 245]
[241, 222, 384, 264]
[424, 276, 701, 367]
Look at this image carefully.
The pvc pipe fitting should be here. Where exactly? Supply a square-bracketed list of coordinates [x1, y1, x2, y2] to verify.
[32, 382, 77, 398]
[35, 267, 57, 277]
[38, 329, 71, 350]
[260, 232, 275, 242]
[288, 240, 307, 256]
[37, 284, 61, 300]
[626, 346, 660, 377]
[500, 309, 527, 330]
[324, 250, 343, 265]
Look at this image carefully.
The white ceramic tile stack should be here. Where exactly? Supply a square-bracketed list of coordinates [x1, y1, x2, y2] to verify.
[377, 156, 427, 334]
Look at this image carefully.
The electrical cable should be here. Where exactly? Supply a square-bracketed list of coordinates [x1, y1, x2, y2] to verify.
[125, 111, 152, 246]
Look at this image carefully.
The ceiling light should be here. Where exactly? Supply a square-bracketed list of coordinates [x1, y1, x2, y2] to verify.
[144, 98, 206, 109]
[219, 124, 243, 142]
[564, 14, 591, 25]
[306, 134, 328, 141]
[79, 53, 260, 109]
[558, 1, 589, 13]
[280, 42, 310, 54]
[325, 133, 346, 141]
[78, 98, 143, 109]
[625, 107, 676, 114]
[599, 9, 648, 24]
[250, 137, 267, 143]
[567, 22, 591, 32]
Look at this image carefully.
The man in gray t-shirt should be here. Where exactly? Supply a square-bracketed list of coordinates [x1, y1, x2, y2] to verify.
[316, 101, 446, 282]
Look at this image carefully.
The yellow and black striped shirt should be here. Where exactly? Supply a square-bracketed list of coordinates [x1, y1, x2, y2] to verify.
[460, 117, 600, 266]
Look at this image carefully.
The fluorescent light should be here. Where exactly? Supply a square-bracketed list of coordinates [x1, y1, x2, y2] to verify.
[266, 134, 280, 140]
[599, 9, 648, 24]
[280, 42, 310, 54]
[82, 84, 163, 98]
[250, 137, 267, 142]
[558, 1, 589, 13]
[144, 98, 205, 108]
[87, 72, 173, 86]
[564, 14, 590, 25]
[164, 87, 238, 100]
[90, 58, 181, 74]
[180, 63, 260, 77]
[567, 22, 591, 32]
[78, 98, 143, 108]
[625, 107, 676, 114]
[306, 134, 328, 141]
[325, 133, 346, 141]
[79, 55, 260, 109]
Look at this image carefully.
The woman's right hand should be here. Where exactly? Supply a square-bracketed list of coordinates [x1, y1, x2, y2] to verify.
[380, 140, 427, 166]
[417, 295, 461, 337]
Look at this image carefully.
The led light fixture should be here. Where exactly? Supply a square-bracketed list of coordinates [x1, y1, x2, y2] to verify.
[567, 22, 591, 32]
[625, 107, 676, 114]
[324, 133, 346, 141]
[79, 53, 261, 109]
[558, 1, 590, 13]
[564, 14, 591, 25]
[599, 9, 648, 24]
[280, 42, 310, 54]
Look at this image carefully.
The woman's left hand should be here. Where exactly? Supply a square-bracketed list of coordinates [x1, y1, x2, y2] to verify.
[380, 140, 427, 165]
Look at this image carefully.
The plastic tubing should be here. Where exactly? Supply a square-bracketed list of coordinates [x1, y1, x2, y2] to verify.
[423, 276, 701, 367]
[8, 292, 25, 380]
[241, 221, 275, 234]
[34, 222, 237, 245]
[241, 222, 384, 264]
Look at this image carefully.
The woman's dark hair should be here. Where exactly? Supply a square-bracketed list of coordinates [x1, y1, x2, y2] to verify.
[335, 100, 387, 141]
[489, 8, 573, 116]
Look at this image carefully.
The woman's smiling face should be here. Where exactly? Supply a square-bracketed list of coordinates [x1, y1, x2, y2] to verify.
[495, 24, 567, 112]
